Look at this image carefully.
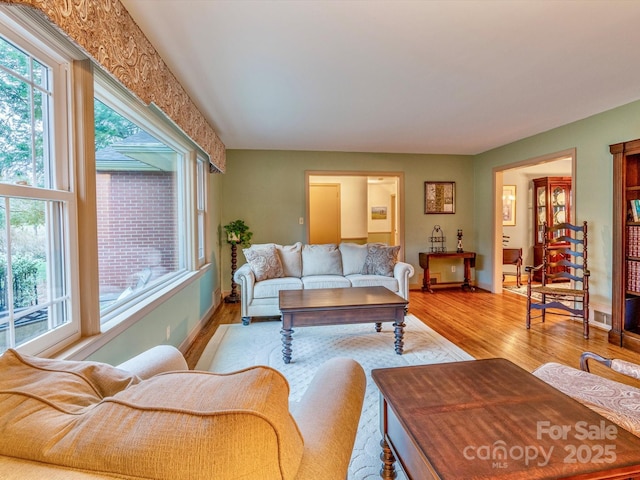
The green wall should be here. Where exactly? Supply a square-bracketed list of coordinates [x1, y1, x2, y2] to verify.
[222, 150, 475, 289]
[474, 98, 640, 310]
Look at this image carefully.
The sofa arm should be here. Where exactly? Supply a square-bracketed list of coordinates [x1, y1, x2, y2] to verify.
[394, 261, 415, 301]
[291, 357, 366, 480]
[234, 263, 255, 319]
[116, 345, 188, 379]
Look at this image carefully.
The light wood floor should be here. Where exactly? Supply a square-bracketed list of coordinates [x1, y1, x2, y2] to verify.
[185, 286, 640, 385]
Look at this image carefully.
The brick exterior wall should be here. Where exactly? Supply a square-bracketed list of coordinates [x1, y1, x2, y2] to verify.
[96, 171, 178, 292]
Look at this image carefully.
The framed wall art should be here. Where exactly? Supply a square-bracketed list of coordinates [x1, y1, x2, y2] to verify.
[502, 185, 516, 226]
[424, 181, 455, 214]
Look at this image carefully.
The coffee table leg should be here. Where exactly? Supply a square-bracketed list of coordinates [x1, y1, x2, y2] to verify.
[375, 322, 382, 332]
[380, 438, 397, 479]
[393, 320, 405, 355]
[281, 327, 294, 364]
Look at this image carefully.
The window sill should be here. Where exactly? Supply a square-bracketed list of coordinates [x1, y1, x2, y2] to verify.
[56, 266, 210, 361]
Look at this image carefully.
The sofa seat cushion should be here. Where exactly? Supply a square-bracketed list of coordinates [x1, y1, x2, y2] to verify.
[533, 362, 640, 437]
[0, 353, 304, 480]
[347, 274, 399, 292]
[302, 275, 351, 290]
[254, 277, 303, 299]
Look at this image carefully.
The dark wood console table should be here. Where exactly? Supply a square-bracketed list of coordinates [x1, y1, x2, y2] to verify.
[419, 251, 476, 293]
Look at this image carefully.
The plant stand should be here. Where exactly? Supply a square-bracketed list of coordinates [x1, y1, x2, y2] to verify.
[224, 242, 240, 303]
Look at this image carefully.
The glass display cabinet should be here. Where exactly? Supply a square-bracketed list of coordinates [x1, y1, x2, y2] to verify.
[532, 176, 572, 281]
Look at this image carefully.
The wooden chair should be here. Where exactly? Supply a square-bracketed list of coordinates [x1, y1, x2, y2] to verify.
[525, 221, 590, 338]
[502, 248, 522, 287]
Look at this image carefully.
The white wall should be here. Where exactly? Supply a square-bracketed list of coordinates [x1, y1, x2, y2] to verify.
[310, 175, 368, 239]
[368, 183, 395, 233]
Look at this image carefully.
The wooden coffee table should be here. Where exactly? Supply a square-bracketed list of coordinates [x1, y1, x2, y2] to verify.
[372, 358, 640, 480]
[278, 286, 407, 364]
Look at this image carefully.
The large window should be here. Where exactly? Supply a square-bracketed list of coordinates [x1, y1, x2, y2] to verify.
[94, 79, 201, 324]
[0, 12, 209, 355]
[0, 26, 79, 354]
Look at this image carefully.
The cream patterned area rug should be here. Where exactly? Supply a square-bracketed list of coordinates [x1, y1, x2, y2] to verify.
[196, 314, 473, 480]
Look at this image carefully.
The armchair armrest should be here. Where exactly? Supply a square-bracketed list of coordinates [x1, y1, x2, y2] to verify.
[524, 264, 544, 273]
[580, 351, 640, 381]
[116, 345, 188, 379]
[291, 357, 366, 480]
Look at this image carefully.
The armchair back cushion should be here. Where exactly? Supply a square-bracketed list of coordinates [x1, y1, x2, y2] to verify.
[0, 350, 304, 480]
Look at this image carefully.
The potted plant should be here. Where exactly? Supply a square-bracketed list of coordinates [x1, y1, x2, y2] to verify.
[223, 219, 252, 248]
[222, 220, 252, 304]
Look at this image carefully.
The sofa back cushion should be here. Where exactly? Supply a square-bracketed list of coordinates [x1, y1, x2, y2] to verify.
[362, 244, 401, 277]
[277, 242, 303, 277]
[302, 244, 343, 276]
[243, 244, 284, 281]
[0, 351, 304, 480]
[340, 242, 370, 275]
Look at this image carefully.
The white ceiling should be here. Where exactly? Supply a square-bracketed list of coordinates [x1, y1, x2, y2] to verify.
[120, 0, 640, 156]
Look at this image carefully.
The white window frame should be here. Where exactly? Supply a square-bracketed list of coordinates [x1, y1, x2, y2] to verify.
[0, 11, 81, 356]
[196, 155, 207, 268]
[94, 71, 204, 327]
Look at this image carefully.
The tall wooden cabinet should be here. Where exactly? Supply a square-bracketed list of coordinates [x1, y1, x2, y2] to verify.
[610, 138, 640, 352]
[532, 176, 572, 281]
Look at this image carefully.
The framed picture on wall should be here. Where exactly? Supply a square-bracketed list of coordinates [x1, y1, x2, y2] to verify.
[424, 181, 455, 214]
[502, 185, 516, 226]
[371, 206, 387, 220]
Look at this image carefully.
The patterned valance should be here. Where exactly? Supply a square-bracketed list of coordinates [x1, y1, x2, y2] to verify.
[2, 0, 226, 172]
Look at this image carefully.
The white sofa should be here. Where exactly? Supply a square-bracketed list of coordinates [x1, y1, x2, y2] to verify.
[234, 242, 414, 325]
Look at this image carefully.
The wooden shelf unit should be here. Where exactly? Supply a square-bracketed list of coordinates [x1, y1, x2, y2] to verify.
[611, 138, 640, 352]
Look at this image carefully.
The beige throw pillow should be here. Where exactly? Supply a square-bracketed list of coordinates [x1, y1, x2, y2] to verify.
[362, 244, 400, 277]
[243, 244, 284, 281]
[276, 242, 303, 277]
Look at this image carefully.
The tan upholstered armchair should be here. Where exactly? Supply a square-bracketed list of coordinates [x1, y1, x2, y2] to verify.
[0, 347, 366, 480]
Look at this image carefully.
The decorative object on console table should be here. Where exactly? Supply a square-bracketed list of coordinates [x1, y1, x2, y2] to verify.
[223, 220, 252, 304]
[456, 229, 463, 253]
[424, 181, 455, 214]
[429, 225, 446, 253]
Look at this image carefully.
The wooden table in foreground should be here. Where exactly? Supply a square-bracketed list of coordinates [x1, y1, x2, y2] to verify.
[372, 358, 640, 480]
[278, 286, 407, 364]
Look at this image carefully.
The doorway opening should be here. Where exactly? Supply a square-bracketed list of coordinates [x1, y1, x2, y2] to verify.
[492, 149, 575, 294]
[306, 171, 404, 258]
